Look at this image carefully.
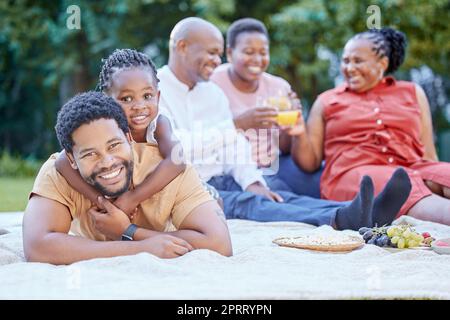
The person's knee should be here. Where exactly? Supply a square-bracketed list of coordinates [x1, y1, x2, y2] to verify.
[443, 187, 450, 199]
[424, 180, 443, 195]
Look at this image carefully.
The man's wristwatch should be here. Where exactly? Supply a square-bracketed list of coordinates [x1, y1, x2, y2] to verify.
[121, 223, 138, 241]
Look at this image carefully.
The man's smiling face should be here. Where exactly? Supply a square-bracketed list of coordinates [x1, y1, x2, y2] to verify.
[68, 118, 134, 198]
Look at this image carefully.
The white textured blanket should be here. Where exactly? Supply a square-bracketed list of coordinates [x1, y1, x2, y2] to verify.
[1, 212, 450, 299]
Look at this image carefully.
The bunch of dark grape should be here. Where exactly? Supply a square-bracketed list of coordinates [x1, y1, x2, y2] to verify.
[358, 226, 392, 247]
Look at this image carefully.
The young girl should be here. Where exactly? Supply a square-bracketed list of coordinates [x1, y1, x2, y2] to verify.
[56, 48, 187, 216]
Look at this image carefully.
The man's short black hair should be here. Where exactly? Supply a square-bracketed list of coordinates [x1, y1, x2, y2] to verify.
[226, 18, 269, 48]
[55, 91, 129, 153]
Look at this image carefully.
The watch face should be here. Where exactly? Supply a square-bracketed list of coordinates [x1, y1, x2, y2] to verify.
[122, 234, 133, 241]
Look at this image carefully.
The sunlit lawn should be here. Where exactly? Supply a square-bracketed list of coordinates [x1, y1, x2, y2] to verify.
[0, 177, 34, 212]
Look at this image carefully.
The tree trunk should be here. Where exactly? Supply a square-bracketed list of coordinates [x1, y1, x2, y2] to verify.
[286, 63, 302, 98]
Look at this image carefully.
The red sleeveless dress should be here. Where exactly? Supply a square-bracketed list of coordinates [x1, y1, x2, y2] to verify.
[319, 76, 450, 216]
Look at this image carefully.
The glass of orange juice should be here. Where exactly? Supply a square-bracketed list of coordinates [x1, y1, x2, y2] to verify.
[277, 109, 299, 126]
[264, 95, 299, 126]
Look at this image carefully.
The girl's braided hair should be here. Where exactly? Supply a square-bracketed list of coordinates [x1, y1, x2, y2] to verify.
[97, 48, 159, 92]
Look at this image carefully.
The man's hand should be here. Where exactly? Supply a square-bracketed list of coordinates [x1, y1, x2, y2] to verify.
[288, 90, 301, 110]
[139, 234, 194, 258]
[278, 91, 306, 136]
[234, 107, 278, 130]
[88, 196, 132, 240]
[114, 190, 139, 219]
[245, 182, 284, 202]
[282, 109, 306, 136]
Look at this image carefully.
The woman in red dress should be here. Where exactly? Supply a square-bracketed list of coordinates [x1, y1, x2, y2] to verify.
[291, 27, 450, 225]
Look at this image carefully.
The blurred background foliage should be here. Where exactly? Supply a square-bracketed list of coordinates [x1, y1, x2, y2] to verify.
[1, 0, 449, 177]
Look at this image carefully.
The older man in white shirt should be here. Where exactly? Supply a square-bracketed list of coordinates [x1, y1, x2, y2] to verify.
[155, 17, 412, 231]
[158, 64, 268, 192]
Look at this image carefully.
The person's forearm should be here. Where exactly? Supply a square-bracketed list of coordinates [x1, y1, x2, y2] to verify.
[291, 133, 321, 172]
[25, 232, 144, 265]
[423, 148, 438, 162]
[132, 159, 186, 203]
[133, 227, 231, 256]
[55, 152, 101, 205]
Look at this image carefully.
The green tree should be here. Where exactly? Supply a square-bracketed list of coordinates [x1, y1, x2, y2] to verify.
[0, 0, 449, 161]
[269, 0, 450, 102]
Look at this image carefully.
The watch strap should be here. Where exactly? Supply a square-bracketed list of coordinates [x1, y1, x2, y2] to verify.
[121, 223, 138, 241]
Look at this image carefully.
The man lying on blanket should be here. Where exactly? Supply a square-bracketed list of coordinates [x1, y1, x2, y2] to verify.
[23, 91, 232, 265]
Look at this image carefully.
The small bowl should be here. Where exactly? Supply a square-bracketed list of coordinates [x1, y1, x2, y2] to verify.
[431, 238, 450, 255]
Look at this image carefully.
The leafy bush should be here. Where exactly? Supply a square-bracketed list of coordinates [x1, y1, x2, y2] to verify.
[0, 151, 42, 177]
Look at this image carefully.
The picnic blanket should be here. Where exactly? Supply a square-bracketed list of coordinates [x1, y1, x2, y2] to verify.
[1, 211, 450, 299]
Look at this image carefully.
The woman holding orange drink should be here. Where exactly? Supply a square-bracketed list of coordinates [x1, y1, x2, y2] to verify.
[211, 17, 319, 197]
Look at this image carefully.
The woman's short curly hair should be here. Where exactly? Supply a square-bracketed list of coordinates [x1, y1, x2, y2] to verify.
[226, 17, 269, 48]
[55, 91, 129, 153]
[352, 27, 407, 74]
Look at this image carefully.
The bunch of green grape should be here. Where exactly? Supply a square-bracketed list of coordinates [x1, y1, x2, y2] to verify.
[359, 224, 425, 249]
[385, 225, 424, 249]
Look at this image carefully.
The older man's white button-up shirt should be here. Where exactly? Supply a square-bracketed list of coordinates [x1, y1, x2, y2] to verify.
[157, 65, 266, 190]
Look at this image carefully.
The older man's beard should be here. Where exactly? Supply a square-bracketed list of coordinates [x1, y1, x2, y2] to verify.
[86, 160, 133, 198]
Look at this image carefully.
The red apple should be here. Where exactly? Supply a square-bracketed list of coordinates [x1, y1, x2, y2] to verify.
[422, 232, 431, 239]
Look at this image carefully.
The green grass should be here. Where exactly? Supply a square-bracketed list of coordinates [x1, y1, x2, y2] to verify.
[0, 177, 35, 212]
